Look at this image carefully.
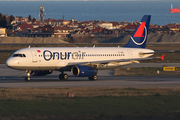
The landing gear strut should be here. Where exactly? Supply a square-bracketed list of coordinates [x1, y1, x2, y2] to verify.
[25, 70, 31, 81]
[59, 71, 68, 80]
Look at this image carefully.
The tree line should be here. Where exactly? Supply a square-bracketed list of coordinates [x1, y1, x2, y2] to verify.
[0, 13, 15, 28]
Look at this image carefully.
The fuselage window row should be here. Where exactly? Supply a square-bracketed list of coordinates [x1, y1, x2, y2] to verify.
[39, 54, 125, 58]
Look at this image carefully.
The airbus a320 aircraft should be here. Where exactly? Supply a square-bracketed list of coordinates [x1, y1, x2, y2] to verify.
[6, 15, 163, 81]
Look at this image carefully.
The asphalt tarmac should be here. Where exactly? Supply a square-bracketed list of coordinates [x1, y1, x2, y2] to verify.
[1, 64, 180, 88]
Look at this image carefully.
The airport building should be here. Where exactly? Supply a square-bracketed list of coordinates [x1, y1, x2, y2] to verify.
[0, 27, 7, 37]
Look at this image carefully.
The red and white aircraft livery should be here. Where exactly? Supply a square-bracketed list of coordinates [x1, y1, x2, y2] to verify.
[6, 15, 163, 81]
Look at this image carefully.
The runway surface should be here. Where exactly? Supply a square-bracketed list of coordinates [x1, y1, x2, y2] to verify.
[1, 64, 180, 88]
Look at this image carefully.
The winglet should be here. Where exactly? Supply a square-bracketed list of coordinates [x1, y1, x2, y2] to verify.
[153, 54, 165, 60]
[160, 55, 165, 61]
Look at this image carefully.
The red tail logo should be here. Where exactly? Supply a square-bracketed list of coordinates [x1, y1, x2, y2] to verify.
[133, 22, 146, 37]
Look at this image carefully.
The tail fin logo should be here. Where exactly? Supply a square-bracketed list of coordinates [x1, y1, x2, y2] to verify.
[131, 22, 147, 45]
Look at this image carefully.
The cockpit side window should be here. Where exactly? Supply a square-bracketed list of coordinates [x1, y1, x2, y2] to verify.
[12, 54, 18, 57]
[12, 54, 26, 57]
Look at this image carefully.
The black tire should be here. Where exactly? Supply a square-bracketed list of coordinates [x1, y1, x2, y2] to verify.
[64, 74, 68, 80]
[25, 76, 30, 81]
[59, 74, 64, 80]
[59, 74, 68, 80]
[88, 76, 92, 80]
[88, 75, 98, 81]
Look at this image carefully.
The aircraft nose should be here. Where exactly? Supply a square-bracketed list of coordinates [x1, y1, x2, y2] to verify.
[6, 58, 15, 68]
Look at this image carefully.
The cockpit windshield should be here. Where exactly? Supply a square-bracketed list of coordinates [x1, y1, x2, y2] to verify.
[12, 54, 26, 57]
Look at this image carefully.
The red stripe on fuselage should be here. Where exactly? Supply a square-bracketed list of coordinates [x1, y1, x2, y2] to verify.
[37, 50, 41, 53]
[133, 22, 146, 37]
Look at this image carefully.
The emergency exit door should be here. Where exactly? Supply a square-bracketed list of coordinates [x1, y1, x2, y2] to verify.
[127, 50, 133, 59]
[30, 50, 37, 62]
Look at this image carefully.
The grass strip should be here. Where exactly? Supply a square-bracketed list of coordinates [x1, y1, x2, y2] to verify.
[0, 87, 180, 119]
[114, 67, 180, 76]
[0, 87, 180, 100]
[0, 96, 180, 120]
[0, 87, 180, 120]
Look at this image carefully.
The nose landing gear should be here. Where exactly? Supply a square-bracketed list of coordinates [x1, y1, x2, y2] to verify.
[25, 70, 31, 81]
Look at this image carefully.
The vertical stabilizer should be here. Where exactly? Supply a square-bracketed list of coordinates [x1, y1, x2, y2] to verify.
[124, 15, 151, 48]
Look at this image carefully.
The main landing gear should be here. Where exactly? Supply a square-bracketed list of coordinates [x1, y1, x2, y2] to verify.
[59, 71, 98, 81]
[88, 75, 98, 81]
[59, 72, 68, 80]
[24, 71, 98, 81]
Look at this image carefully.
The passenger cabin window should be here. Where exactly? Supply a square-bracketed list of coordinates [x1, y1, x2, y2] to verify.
[13, 54, 26, 57]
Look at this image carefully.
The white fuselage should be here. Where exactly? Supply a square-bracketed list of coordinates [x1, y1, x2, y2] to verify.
[6, 47, 154, 71]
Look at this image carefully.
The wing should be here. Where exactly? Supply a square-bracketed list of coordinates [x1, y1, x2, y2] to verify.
[67, 57, 160, 66]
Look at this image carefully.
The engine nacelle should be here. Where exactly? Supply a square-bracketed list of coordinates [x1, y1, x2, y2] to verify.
[71, 65, 97, 77]
[30, 70, 53, 76]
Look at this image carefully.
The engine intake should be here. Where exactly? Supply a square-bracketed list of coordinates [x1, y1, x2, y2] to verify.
[71, 65, 97, 77]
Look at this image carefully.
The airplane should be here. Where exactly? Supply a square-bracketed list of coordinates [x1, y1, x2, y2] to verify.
[6, 15, 164, 81]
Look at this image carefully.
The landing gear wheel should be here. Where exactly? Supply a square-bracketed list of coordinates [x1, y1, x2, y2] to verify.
[88, 75, 98, 81]
[59, 74, 68, 80]
[25, 70, 31, 81]
[59, 74, 63, 80]
[64, 74, 68, 80]
[25, 76, 30, 81]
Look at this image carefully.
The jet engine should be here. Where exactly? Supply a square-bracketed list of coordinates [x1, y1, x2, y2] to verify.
[71, 65, 97, 77]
